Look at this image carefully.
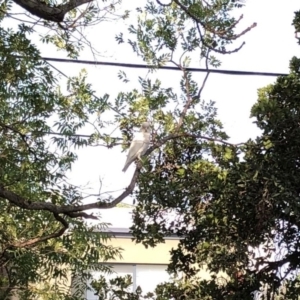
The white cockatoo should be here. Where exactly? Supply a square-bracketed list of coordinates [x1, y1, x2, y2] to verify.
[122, 122, 151, 172]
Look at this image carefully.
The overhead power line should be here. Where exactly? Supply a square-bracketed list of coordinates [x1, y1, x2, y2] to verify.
[41, 56, 288, 78]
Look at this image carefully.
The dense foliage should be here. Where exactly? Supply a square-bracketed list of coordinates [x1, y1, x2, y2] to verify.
[128, 10, 300, 300]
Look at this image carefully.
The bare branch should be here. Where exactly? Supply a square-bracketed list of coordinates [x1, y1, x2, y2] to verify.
[104, 167, 140, 208]
[196, 23, 246, 55]
[172, 0, 256, 41]
[197, 50, 211, 99]
[0, 167, 140, 215]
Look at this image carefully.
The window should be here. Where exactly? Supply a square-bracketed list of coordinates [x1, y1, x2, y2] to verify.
[136, 265, 171, 294]
[86, 264, 171, 299]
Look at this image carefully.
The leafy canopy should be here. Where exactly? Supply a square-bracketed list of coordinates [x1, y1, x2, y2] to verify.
[0, 0, 266, 299]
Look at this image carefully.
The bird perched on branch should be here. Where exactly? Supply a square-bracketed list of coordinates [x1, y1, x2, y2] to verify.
[122, 122, 151, 172]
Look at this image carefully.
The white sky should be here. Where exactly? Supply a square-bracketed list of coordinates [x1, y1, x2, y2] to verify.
[5, 0, 300, 214]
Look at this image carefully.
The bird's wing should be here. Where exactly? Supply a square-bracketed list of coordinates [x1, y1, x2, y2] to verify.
[134, 132, 146, 140]
[144, 132, 151, 143]
[140, 132, 151, 156]
[122, 139, 145, 172]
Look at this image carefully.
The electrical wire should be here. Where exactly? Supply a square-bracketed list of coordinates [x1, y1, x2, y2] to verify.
[41, 56, 288, 77]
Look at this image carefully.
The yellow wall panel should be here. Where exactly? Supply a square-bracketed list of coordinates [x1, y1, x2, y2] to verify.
[106, 237, 179, 264]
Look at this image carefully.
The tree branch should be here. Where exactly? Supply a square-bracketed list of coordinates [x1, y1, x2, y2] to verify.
[175, 49, 211, 129]
[146, 133, 243, 155]
[197, 50, 210, 99]
[256, 251, 300, 274]
[10, 213, 68, 248]
[176, 68, 192, 129]
[12, 0, 93, 22]
[0, 167, 141, 217]
[172, 0, 256, 40]
[196, 23, 246, 55]
[0, 134, 240, 217]
[156, 0, 173, 7]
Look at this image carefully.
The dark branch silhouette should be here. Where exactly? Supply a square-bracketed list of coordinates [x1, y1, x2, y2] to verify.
[12, 0, 93, 22]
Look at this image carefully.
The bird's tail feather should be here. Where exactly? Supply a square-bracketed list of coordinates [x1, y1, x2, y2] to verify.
[122, 161, 131, 172]
[122, 164, 129, 172]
